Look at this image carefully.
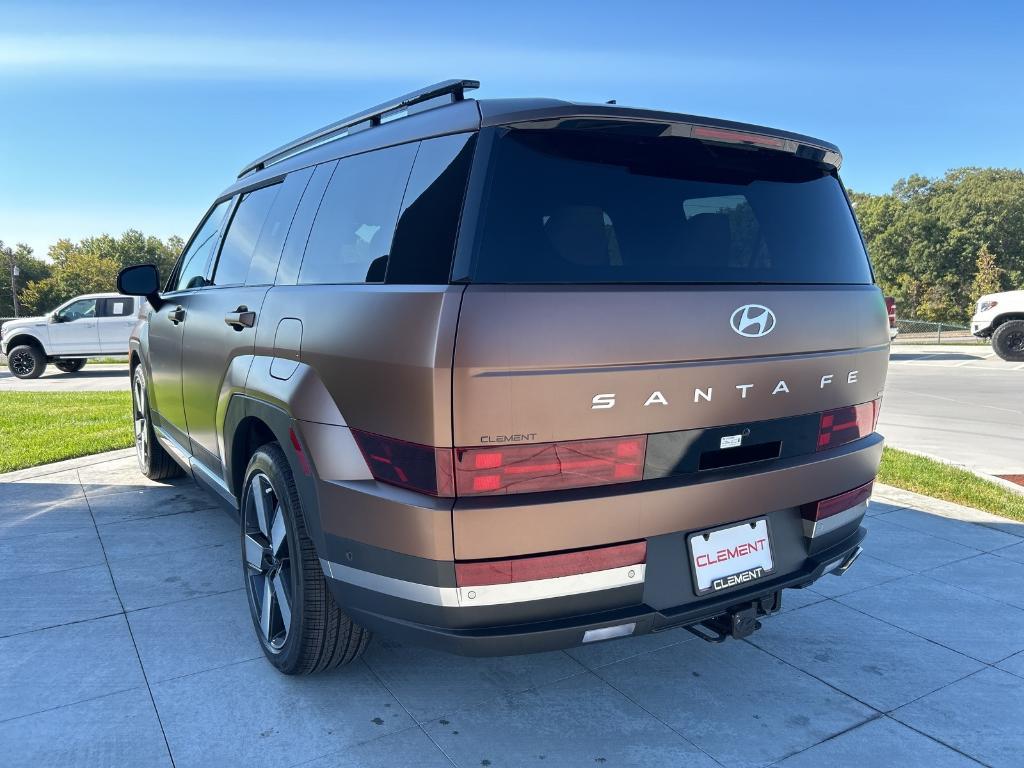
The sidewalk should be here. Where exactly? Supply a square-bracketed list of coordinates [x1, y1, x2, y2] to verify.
[2, 451, 1023, 767]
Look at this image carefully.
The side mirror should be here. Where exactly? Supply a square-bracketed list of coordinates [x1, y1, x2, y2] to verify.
[49, 314, 62, 324]
[117, 264, 163, 310]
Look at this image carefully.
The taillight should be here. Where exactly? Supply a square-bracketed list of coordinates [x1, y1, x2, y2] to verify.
[455, 541, 647, 586]
[453, 435, 647, 496]
[351, 430, 454, 497]
[885, 296, 897, 327]
[817, 401, 879, 451]
[802, 481, 873, 522]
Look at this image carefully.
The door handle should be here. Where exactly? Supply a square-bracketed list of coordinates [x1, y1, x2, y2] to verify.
[224, 306, 256, 331]
[168, 306, 185, 324]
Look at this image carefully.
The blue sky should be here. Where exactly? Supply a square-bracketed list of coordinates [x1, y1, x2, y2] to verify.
[2, 0, 1022, 258]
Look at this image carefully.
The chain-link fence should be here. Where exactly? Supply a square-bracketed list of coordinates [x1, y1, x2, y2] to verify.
[892, 318, 981, 344]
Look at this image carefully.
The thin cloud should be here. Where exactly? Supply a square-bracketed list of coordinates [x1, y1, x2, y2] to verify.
[0, 33, 777, 84]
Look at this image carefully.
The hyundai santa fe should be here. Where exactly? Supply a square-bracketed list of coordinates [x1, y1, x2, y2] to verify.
[117, 79, 889, 674]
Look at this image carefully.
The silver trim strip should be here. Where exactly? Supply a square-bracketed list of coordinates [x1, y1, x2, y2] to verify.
[320, 558, 645, 607]
[802, 500, 868, 538]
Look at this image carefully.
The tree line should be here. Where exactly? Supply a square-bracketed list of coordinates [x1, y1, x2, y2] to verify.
[0, 232, 182, 317]
[2, 167, 1022, 323]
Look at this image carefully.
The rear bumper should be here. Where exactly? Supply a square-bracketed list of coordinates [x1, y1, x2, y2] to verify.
[328, 525, 865, 656]
[313, 434, 881, 656]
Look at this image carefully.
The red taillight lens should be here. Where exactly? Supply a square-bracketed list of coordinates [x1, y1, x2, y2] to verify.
[454, 435, 647, 496]
[885, 296, 897, 326]
[351, 430, 454, 497]
[802, 481, 873, 522]
[455, 541, 647, 587]
[816, 401, 879, 452]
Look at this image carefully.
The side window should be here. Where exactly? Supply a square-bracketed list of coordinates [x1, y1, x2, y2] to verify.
[56, 298, 97, 322]
[387, 133, 476, 284]
[212, 184, 281, 286]
[173, 199, 231, 291]
[245, 170, 311, 286]
[298, 143, 417, 285]
[100, 298, 133, 317]
[275, 162, 336, 286]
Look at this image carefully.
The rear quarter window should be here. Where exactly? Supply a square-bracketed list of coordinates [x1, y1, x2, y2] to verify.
[467, 128, 871, 285]
[298, 143, 418, 285]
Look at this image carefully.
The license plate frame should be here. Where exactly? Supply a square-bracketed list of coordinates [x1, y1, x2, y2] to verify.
[688, 518, 775, 595]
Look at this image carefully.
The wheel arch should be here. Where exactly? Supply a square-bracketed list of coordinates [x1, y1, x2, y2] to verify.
[5, 333, 46, 356]
[224, 394, 327, 552]
[992, 312, 1024, 330]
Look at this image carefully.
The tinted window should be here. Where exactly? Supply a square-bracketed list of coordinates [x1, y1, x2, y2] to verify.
[174, 200, 231, 291]
[276, 162, 336, 286]
[245, 170, 311, 286]
[298, 143, 417, 285]
[100, 297, 133, 317]
[387, 133, 476, 284]
[469, 129, 872, 285]
[213, 184, 280, 286]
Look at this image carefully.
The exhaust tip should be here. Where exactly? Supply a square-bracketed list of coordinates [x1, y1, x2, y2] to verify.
[831, 546, 863, 577]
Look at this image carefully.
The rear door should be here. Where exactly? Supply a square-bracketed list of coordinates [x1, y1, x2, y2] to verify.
[180, 173, 307, 474]
[97, 297, 136, 354]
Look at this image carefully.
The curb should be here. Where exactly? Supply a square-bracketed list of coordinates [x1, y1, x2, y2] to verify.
[0, 448, 136, 483]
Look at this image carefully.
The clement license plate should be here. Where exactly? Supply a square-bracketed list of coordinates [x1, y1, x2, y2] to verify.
[689, 519, 774, 594]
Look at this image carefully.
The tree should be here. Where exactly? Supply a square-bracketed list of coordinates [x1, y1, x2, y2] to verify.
[971, 244, 1004, 299]
[850, 168, 1024, 323]
[17, 231, 182, 315]
[0, 241, 52, 317]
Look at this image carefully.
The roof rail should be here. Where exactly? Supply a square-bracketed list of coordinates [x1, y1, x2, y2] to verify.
[237, 79, 480, 179]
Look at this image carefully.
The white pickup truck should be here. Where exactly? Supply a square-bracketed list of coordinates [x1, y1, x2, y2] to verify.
[972, 289, 1024, 361]
[1, 292, 140, 379]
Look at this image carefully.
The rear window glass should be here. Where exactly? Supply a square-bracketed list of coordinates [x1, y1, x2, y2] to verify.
[467, 128, 871, 285]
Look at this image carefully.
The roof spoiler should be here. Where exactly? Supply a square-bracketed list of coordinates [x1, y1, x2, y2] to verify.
[238, 78, 479, 179]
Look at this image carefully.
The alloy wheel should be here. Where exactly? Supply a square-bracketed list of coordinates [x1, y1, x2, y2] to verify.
[1005, 330, 1024, 354]
[10, 350, 35, 377]
[243, 472, 293, 652]
[132, 375, 150, 467]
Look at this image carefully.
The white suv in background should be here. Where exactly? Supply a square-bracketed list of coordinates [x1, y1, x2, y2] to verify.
[972, 289, 1024, 361]
[1, 293, 140, 379]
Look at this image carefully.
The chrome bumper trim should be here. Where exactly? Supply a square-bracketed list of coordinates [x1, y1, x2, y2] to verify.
[320, 558, 644, 607]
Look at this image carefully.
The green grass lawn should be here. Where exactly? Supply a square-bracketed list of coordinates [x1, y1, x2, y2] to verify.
[878, 446, 1024, 522]
[0, 391, 133, 473]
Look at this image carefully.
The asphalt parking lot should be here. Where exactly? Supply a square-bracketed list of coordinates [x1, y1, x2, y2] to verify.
[0, 363, 129, 392]
[2, 450, 1023, 767]
[880, 344, 1024, 476]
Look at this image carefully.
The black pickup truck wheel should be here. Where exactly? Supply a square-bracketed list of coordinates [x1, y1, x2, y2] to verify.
[55, 359, 87, 373]
[992, 319, 1024, 362]
[7, 345, 46, 379]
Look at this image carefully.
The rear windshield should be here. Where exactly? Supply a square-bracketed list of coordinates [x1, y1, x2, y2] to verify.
[465, 127, 872, 284]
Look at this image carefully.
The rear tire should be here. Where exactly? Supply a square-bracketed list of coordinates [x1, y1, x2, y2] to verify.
[991, 319, 1024, 362]
[131, 366, 182, 480]
[55, 359, 87, 373]
[7, 345, 45, 379]
[241, 443, 371, 674]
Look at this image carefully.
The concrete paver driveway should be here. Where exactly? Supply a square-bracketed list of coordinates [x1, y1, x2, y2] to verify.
[2, 450, 1023, 767]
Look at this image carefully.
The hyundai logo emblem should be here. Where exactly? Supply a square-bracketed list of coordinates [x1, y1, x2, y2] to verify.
[730, 304, 777, 338]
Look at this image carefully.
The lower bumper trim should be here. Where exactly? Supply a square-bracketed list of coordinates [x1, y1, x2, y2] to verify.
[320, 558, 645, 607]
